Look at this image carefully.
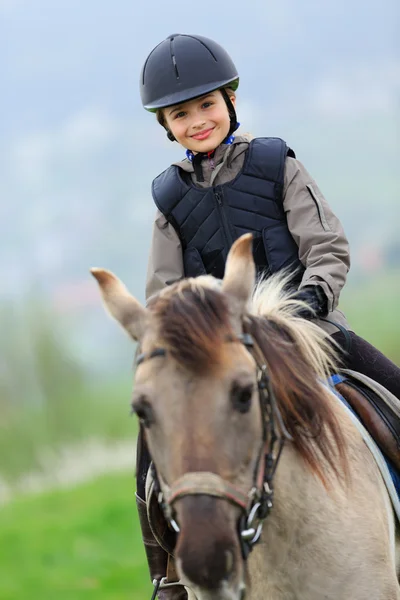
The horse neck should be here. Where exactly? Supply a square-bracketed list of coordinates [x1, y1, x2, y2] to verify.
[246, 412, 398, 600]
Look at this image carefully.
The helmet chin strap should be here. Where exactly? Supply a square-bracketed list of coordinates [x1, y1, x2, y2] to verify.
[220, 88, 239, 141]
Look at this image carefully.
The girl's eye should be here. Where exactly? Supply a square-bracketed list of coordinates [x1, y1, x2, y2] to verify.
[202, 102, 213, 109]
[174, 111, 186, 119]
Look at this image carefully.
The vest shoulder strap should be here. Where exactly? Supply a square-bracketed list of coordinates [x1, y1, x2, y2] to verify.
[243, 137, 295, 184]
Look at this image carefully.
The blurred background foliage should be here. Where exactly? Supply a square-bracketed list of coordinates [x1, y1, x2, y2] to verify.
[1, 0, 399, 598]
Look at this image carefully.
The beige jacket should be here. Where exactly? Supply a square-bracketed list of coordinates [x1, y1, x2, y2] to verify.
[146, 134, 351, 335]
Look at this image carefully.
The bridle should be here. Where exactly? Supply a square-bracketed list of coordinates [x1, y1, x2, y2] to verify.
[135, 329, 293, 562]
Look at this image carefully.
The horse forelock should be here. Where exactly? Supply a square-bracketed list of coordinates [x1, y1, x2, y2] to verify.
[149, 280, 234, 374]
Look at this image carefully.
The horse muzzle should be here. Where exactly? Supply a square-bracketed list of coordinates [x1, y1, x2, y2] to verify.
[174, 494, 245, 595]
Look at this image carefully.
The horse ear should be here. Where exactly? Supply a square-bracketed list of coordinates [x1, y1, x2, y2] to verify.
[90, 268, 148, 341]
[222, 234, 255, 317]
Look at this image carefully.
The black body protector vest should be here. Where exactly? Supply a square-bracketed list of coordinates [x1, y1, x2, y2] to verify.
[152, 137, 305, 283]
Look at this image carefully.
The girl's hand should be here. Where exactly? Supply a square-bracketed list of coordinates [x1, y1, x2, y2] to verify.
[292, 285, 328, 320]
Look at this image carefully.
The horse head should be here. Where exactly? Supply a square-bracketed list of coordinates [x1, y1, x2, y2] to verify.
[91, 234, 348, 600]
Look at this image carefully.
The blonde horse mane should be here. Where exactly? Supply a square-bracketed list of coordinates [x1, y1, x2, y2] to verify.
[250, 272, 338, 383]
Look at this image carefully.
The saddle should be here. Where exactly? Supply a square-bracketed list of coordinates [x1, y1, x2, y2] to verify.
[333, 369, 400, 473]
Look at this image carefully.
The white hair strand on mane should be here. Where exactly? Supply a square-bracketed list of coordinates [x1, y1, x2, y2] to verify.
[250, 272, 339, 383]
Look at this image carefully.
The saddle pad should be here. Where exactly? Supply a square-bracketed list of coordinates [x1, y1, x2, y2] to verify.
[328, 376, 400, 525]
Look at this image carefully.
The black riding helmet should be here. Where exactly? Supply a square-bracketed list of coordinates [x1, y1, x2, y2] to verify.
[140, 34, 240, 141]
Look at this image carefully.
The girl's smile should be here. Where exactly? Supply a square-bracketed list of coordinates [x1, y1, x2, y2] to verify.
[190, 127, 215, 141]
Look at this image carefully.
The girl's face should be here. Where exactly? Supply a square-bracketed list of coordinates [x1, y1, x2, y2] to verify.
[164, 90, 235, 153]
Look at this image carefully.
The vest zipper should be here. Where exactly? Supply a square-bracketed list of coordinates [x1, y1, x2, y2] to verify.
[214, 189, 234, 247]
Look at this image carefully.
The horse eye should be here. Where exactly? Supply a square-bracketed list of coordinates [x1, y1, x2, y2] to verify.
[131, 397, 155, 428]
[231, 383, 254, 414]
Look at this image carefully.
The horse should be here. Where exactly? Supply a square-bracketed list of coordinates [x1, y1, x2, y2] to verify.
[91, 234, 400, 600]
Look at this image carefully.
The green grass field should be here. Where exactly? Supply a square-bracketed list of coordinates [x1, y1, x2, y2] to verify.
[0, 472, 152, 600]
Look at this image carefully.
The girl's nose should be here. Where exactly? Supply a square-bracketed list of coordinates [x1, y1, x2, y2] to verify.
[192, 118, 207, 131]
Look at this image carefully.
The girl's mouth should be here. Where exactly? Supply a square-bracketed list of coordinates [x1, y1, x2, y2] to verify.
[191, 128, 214, 141]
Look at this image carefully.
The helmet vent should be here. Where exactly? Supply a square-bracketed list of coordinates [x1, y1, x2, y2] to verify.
[170, 38, 180, 80]
[172, 54, 180, 80]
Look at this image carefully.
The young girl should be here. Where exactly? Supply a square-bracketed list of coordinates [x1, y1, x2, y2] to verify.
[137, 34, 400, 598]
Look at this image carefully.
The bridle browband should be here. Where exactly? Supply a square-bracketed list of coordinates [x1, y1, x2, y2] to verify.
[136, 330, 292, 561]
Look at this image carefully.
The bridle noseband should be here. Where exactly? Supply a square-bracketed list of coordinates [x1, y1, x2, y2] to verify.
[136, 331, 292, 560]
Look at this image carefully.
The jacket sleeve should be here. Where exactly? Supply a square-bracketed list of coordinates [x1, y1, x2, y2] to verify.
[145, 210, 185, 302]
[283, 157, 350, 312]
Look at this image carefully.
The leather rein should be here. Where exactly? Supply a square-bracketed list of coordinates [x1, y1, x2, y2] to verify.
[136, 331, 293, 561]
